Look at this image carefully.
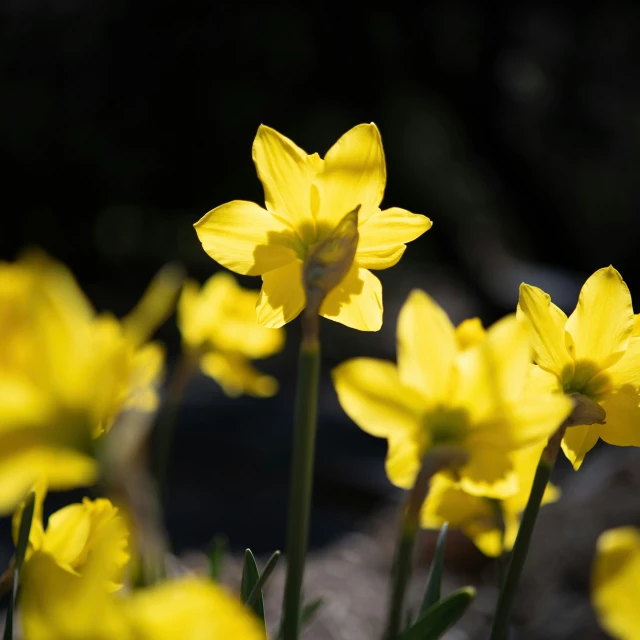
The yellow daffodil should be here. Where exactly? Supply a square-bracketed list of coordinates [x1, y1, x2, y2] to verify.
[421, 443, 560, 557]
[20, 499, 263, 640]
[0, 251, 168, 513]
[178, 271, 284, 396]
[592, 526, 640, 640]
[14, 482, 129, 590]
[194, 123, 431, 331]
[332, 290, 572, 499]
[518, 267, 640, 469]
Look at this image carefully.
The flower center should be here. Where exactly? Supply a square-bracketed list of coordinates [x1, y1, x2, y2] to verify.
[562, 359, 610, 400]
[424, 406, 470, 448]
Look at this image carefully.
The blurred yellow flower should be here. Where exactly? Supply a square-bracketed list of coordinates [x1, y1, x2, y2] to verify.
[20, 500, 264, 640]
[332, 290, 572, 499]
[421, 443, 560, 557]
[518, 267, 640, 469]
[14, 481, 129, 590]
[178, 271, 284, 396]
[0, 251, 168, 513]
[194, 123, 431, 331]
[592, 526, 640, 640]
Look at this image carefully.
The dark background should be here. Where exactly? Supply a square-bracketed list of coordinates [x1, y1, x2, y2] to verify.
[2, 2, 640, 636]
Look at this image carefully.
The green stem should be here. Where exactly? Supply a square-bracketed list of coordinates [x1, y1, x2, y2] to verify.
[153, 348, 199, 495]
[281, 317, 321, 640]
[489, 424, 567, 640]
[384, 456, 439, 640]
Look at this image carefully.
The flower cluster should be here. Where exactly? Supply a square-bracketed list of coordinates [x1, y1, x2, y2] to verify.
[3, 122, 640, 639]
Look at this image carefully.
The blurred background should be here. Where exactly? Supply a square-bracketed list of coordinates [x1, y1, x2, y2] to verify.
[2, 2, 640, 638]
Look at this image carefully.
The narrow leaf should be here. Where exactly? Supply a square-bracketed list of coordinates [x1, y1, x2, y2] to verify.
[420, 522, 448, 614]
[4, 492, 36, 640]
[399, 587, 475, 640]
[208, 535, 227, 583]
[241, 550, 265, 628]
[245, 551, 280, 609]
[300, 597, 323, 627]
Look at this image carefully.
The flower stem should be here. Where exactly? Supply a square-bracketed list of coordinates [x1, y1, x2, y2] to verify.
[384, 456, 440, 640]
[489, 424, 567, 640]
[152, 348, 199, 496]
[282, 315, 321, 640]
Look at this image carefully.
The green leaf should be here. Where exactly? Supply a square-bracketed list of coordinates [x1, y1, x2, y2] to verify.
[4, 492, 36, 640]
[300, 597, 323, 628]
[420, 522, 448, 614]
[245, 551, 280, 611]
[398, 587, 475, 640]
[208, 535, 227, 583]
[241, 549, 265, 626]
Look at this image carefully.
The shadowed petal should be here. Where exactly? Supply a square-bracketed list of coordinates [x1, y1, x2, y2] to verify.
[356, 207, 432, 270]
[194, 200, 298, 276]
[561, 424, 600, 470]
[599, 387, 640, 447]
[256, 261, 305, 328]
[319, 264, 382, 331]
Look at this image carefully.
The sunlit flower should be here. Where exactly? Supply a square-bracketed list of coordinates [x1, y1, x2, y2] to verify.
[421, 443, 560, 557]
[332, 290, 572, 499]
[0, 251, 167, 513]
[20, 500, 264, 640]
[178, 271, 284, 396]
[518, 267, 640, 469]
[14, 481, 129, 591]
[592, 526, 640, 640]
[194, 123, 431, 331]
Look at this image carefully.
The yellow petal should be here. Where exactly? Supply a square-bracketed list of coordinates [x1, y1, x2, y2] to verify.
[42, 504, 92, 570]
[458, 447, 518, 500]
[517, 283, 574, 380]
[397, 290, 456, 402]
[356, 207, 432, 270]
[455, 318, 486, 350]
[252, 124, 315, 242]
[315, 123, 386, 228]
[12, 478, 47, 555]
[601, 336, 640, 393]
[565, 267, 634, 370]
[200, 352, 278, 398]
[256, 260, 305, 328]
[332, 358, 424, 442]
[126, 578, 264, 640]
[385, 435, 422, 490]
[598, 388, 640, 447]
[319, 263, 382, 331]
[194, 200, 298, 276]
[561, 424, 600, 470]
[633, 314, 640, 337]
[592, 527, 640, 640]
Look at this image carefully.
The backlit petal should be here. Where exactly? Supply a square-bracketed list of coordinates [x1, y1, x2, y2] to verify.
[397, 290, 456, 403]
[565, 267, 634, 370]
[200, 352, 278, 398]
[598, 388, 640, 447]
[256, 261, 305, 328]
[561, 424, 600, 470]
[455, 318, 486, 351]
[194, 200, 298, 276]
[356, 207, 432, 270]
[332, 358, 424, 441]
[386, 435, 422, 490]
[592, 527, 640, 640]
[252, 125, 315, 239]
[458, 448, 517, 500]
[601, 337, 640, 393]
[517, 283, 574, 380]
[43, 504, 91, 569]
[319, 264, 382, 331]
[316, 123, 386, 228]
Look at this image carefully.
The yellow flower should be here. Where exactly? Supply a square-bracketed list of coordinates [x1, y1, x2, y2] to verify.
[592, 526, 640, 640]
[178, 271, 284, 396]
[14, 481, 129, 590]
[0, 251, 167, 513]
[517, 267, 640, 469]
[194, 123, 431, 331]
[421, 443, 560, 557]
[332, 290, 572, 499]
[20, 500, 264, 640]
